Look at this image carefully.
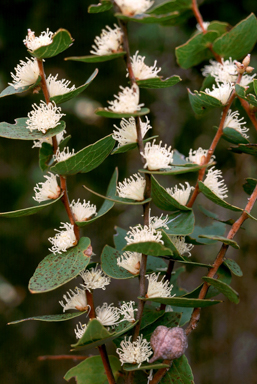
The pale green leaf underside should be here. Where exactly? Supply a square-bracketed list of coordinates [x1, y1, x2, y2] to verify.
[199, 235, 240, 249]
[65, 52, 125, 63]
[8, 311, 87, 324]
[202, 276, 240, 304]
[136, 75, 181, 89]
[95, 107, 150, 118]
[0, 76, 41, 98]
[141, 296, 222, 307]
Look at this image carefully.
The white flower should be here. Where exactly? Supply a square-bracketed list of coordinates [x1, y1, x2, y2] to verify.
[202, 58, 237, 83]
[112, 116, 152, 147]
[59, 287, 88, 312]
[33, 172, 60, 203]
[80, 265, 111, 291]
[26, 101, 65, 133]
[90, 24, 123, 56]
[9, 57, 40, 89]
[32, 129, 66, 148]
[48, 222, 77, 254]
[119, 301, 138, 322]
[240, 73, 256, 87]
[46, 74, 76, 98]
[107, 84, 144, 113]
[23, 28, 53, 51]
[115, 0, 154, 16]
[74, 322, 87, 339]
[95, 302, 120, 328]
[196, 21, 210, 32]
[125, 224, 163, 245]
[203, 166, 228, 199]
[187, 147, 215, 165]
[117, 252, 142, 275]
[224, 109, 249, 138]
[128, 51, 161, 80]
[146, 272, 174, 298]
[169, 236, 194, 256]
[166, 182, 194, 205]
[205, 82, 234, 105]
[116, 335, 152, 367]
[70, 199, 97, 222]
[149, 213, 169, 230]
[54, 147, 75, 162]
[117, 173, 146, 201]
[141, 140, 173, 170]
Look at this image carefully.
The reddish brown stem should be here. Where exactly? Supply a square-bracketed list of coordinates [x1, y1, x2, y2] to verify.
[86, 290, 96, 318]
[149, 360, 172, 384]
[160, 260, 175, 311]
[239, 97, 257, 132]
[38, 355, 88, 361]
[98, 345, 116, 384]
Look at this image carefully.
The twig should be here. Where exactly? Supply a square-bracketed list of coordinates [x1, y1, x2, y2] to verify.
[38, 355, 88, 361]
[160, 260, 175, 311]
[238, 97, 257, 132]
[149, 360, 172, 384]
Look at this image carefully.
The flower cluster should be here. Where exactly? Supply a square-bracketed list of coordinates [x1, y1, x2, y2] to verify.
[107, 84, 144, 113]
[54, 147, 75, 162]
[116, 173, 146, 201]
[59, 287, 88, 312]
[112, 116, 151, 147]
[125, 224, 163, 245]
[33, 172, 60, 203]
[70, 199, 97, 222]
[166, 182, 194, 206]
[115, 0, 154, 16]
[95, 303, 120, 329]
[117, 251, 142, 275]
[9, 57, 40, 89]
[170, 236, 194, 256]
[80, 265, 111, 291]
[146, 272, 174, 298]
[205, 82, 233, 105]
[46, 74, 76, 97]
[224, 109, 249, 138]
[23, 28, 53, 51]
[116, 335, 152, 367]
[187, 147, 215, 165]
[32, 129, 66, 149]
[26, 101, 65, 133]
[119, 301, 138, 322]
[48, 222, 77, 254]
[91, 25, 123, 56]
[142, 140, 173, 170]
[74, 322, 87, 339]
[203, 167, 228, 200]
[128, 51, 161, 80]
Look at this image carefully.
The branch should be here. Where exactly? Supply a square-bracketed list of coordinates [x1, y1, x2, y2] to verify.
[38, 355, 88, 361]
[239, 97, 257, 132]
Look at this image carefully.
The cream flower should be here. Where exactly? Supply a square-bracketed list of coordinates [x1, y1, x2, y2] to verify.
[54, 147, 75, 162]
[202, 58, 237, 83]
[119, 301, 138, 322]
[59, 287, 88, 312]
[117, 173, 146, 201]
[149, 213, 169, 230]
[115, 0, 154, 16]
[166, 182, 194, 205]
[107, 84, 144, 113]
[48, 222, 77, 254]
[95, 303, 120, 328]
[46, 74, 76, 98]
[90, 24, 123, 56]
[125, 224, 163, 245]
[240, 73, 256, 87]
[116, 335, 152, 367]
[146, 272, 174, 298]
[23, 28, 53, 51]
[112, 116, 152, 147]
[9, 57, 40, 89]
[70, 199, 97, 222]
[205, 82, 234, 105]
[74, 322, 87, 339]
[203, 166, 228, 199]
[169, 236, 194, 256]
[32, 129, 66, 148]
[128, 51, 161, 80]
[224, 109, 249, 138]
[141, 140, 173, 170]
[187, 147, 215, 165]
[33, 172, 60, 203]
[26, 101, 65, 133]
[117, 252, 142, 275]
[196, 21, 210, 32]
[80, 265, 111, 291]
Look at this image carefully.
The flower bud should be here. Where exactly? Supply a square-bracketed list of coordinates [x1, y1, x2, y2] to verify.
[242, 54, 251, 67]
[149, 326, 188, 363]
[246, 66, 254, 74]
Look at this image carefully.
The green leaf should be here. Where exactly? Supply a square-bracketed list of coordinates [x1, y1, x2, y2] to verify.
[198, 181, 243, 212]
[8, 311, 87, 325]
[0, 194, 63, 218]
[30, 29, 74, 59]
[50, 134, 115, 175]
[0, 118, 66, 140]
[165, 211, 195, 236]
[64, 355, 121, 384]
[188, 89, 223, 115]
[88, 0, 113, 13]
[140, 307, 166, 330]
[39, 142, 54, 171]
[148, 0, 192, 26]
[243, 178, 257, 195]
[29, 237, 91, 293]
[123, 240, 174, 258]
[213, 13, 257, 60]
[123, 362, 170, 372]
[198, 235, 240, 249]
[151, 176, 192, 211]
[161, 231, 187, 261]
[202, 276, 240, 304]
[230, 143, 257, 156]
[95, 107, 150, 119]
[114, 226, 127, 250]
[159, 355, 195, 384]
[223, 258, 243, 277]
[176, 31, 219, 69]
[115, 11, 181, 25]
[253, 79, 257, 95]
[218, 126, 249, 145]
[141, 296, 222, 307]
[235, 83, 257, 107]
[207, 21, 230, 36]
[112, 135, 158, 155]
[176, 259, 211, 268]
[0, 76, 41, 98]
[65, 52, 125, 63]
[147, 256, 168, 271]
[50, 69, 98, 104]
[101, 245, 138, 279]
[198, 204, 236, 227]
[186, 221, 226, 245]
[140, 162, 212, 176]
[136, 76, 181, 89]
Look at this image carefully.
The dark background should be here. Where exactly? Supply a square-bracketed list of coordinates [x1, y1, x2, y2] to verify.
[0, 0, 257, 383]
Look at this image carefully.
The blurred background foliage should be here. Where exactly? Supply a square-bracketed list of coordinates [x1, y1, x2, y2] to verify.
[0, 0, 257, 383]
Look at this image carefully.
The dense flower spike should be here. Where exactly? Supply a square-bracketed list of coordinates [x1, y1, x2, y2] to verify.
[95, 303, 120, 328]
[80, 265, 111, 291]
[187, 147, 215, 165]
[115, 0, 154, 16]
[149, 213, 169, 230]
[70, 199, 97, 222]
[128, 51, 161, 80]
[205, 82, 234, 105]
[54, 147, 75, 162]
[146, 272, 174, 298]
[26, 101, 65, 133]
[48, 222, 77, 254]
[125, 224, 163, 244]
[116, 173, 146, 201]
[203, 166, 228, 199]
[112, 116, 152, 147]
[117, 251, 142, 275]
[107, 84, 144, 113]
[9, 57, 40, 89]
[169, 236, 194, 256]
[59, 287, 88, 312]
[141, 140, 173, 170]
[23, 28, 53, 51]
[74, 322, 87, 339]
[117, 335, 152, 367]
[46, 74, 76, 97]
[90, 24, 123, 55]
[224, 109, 249, 138]
[32, 129, 66, 148]
[119, 301, 138, 322]
[33, 172, 60, 203]
[166, 182, 194, 205]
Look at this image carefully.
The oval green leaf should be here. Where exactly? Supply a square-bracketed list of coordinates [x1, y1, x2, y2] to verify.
[123, 362, 170, 372]
[136, 75, 181, 89]
[186, 221, 226, 245]
[39, 142, 54, 171]
[165, 211, 195, 236]
[160, 355, 195, 384]
[88, 0, 113, 13]
[230, 143, 257, 156]
[141, 296, 222, 307]
[235, 83, 257, 107]
[65, 52, 125, 63]
[223, 258, 243, 277]
[101, 245, 138, 279]
[188, 89, 223, 115]
[115, 11, 180, 25]
[202, 276, 240, 304]
[95, 107, 150, 119]
[198, 235, 240, 249]
[30, 29, 74, 59]
[8, 311, 87, 325]
[243, 178, 257, 195]
[221, 127, 249, 145]
[139, 161, 213, 176]
[0, 76, 41, 98]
